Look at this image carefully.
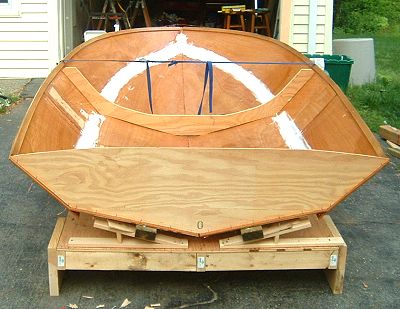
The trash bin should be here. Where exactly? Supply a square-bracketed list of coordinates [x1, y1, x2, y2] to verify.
[304, 54, 354, 92]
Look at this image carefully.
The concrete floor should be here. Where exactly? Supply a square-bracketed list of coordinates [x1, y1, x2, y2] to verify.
[0, 79, 399, 308]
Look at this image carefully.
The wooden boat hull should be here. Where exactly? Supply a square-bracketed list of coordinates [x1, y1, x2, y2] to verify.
[10, 27, 388, 236]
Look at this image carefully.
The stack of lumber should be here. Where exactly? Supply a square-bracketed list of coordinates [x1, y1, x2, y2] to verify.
[379, 125, 400, 159]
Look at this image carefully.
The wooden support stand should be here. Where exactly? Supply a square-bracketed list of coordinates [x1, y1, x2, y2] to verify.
[48, 213, 347, 296]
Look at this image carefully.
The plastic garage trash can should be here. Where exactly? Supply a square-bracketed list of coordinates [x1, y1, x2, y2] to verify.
[305, 54, 354, 92]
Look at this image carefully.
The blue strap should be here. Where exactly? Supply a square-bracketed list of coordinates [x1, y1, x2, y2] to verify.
[208, 62, 213, 113]
[145, 61, 153, 114]
[197, 61, 213, 115]
[63, 59, 316, 66]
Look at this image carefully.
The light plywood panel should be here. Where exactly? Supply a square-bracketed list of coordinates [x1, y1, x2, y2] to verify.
[12, 147, 386, 237]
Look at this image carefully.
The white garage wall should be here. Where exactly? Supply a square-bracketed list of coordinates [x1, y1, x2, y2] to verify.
[0, 0, 60, 78]
[291, 0, 333, 54]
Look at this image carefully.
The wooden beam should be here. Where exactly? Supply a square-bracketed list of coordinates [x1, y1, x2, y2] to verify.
[387, 140, 400, 149]
[68, 236, 187, 249]
[387, 147, 400, 159]
[323, 215, 347, 294]
[48, 217, 66, 297]
[93, 217, 188, 248]
[379, 125, 400, 145]
[220, 217, 312, 247]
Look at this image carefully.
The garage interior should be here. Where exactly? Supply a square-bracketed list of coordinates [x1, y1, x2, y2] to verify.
[61, 0, 280, 56]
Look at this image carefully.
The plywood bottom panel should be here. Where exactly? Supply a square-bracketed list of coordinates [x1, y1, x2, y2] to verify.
[12, 147, 387, 236]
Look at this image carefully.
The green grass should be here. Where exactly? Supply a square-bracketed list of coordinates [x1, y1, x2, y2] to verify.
[334, 32, 400, 132]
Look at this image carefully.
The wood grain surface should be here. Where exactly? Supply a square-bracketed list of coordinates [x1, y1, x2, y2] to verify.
[12, 147, 387, 236]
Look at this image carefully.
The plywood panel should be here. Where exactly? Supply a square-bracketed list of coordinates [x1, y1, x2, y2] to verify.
[303, 96, 378, 155]
[13, 147, 386, 236]
[19, 96, 80, 154]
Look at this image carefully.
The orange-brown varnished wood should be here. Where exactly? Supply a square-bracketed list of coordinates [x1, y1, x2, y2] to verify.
[303, 96, 378, 156]
[19, 96, 80, 154]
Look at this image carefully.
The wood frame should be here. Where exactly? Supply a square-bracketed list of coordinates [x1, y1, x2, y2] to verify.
[48, 212, 347, 296]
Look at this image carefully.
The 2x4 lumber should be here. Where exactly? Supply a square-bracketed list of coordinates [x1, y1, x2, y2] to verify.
[379, 125, 400, 145]
[204, 250, 337, 271]
[322, 215, 347, 294]
[220, 218, 312, 247]
[65, 251, 196, 271]
[386, 140, 400, 149]
[325, 245, 347, 294]
[92, 217, 188, 248]
[219, 237, 344, 250]
[68, 236, 188, 249]
[48, 217, 66, 297]
[62, 66, 314, 135]
[387, 147, 400, 159]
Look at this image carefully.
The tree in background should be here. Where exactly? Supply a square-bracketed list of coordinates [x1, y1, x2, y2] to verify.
[334, 0, 400, 33]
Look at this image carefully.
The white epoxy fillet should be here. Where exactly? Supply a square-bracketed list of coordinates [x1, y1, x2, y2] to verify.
[75, 112, 105, 149]
[273, 111, 311, 150]
[101, 33, 274, 104]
